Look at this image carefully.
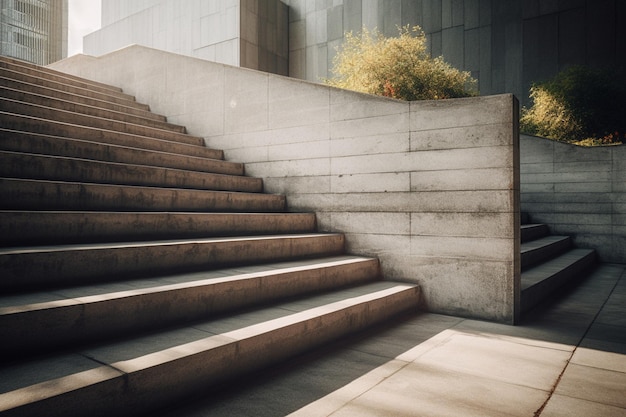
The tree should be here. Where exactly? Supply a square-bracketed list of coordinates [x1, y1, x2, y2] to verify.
[520, 66, 626, 145]
[325, 26, 478, 101]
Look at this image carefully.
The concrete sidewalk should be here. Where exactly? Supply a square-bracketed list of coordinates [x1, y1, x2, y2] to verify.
[158, 263, 626, 417]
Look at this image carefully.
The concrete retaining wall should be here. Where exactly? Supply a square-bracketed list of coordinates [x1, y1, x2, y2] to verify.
[521, 135, 626, 263]
[50, 45, 520, 323]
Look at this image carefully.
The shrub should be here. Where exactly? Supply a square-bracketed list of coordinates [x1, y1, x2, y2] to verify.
[520, 66, 626, 145]
[325, 26, 478, 101]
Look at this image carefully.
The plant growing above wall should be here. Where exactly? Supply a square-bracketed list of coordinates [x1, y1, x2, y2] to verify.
[324, 25, 478, 101]
[520, 66, 626, 146]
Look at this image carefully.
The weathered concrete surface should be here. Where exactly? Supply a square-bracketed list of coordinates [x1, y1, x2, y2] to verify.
[50, 46, 520, 323]
[520, 134, 626, 264]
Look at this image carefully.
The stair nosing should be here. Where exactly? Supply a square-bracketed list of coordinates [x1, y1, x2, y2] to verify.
[0, 86, 183, 132]
[0, 150, 260, 193]
[0, 129, 240, 175]
[0, 76, 162, 119]
[0, 97, 200, 144]
[0, 283, 418, 414]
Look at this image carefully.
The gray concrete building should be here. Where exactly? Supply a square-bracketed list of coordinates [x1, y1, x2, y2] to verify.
[0, 0, 68, 65]
[85, 0, 289, 76]
[85, 0, 625, 103]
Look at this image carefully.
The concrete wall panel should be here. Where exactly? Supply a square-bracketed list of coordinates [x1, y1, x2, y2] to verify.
[51, 45, 520, 323]
[520, 135, 626, 263]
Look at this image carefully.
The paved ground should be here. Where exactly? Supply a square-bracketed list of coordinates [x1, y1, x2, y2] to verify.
[157, 263, 626, 417]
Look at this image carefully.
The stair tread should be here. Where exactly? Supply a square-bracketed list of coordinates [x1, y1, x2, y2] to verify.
[520, 235, 570, 253]
[0, 129, 241, 175]
[0, 233, 342, 256]
[0, 98, 201, 144]
[0, 150, 262, 193]
[0, 282, 418, 396]
[0, 112, 222, 159]
[0, 256, 374, 310]
[0, 178, 286, 212]
[0, 210, 317, 246]
[521, 248, 595, 290]
[0, 76, 163, 120]
[0, 86, 183, 131]
[0, 59, 133, 98]
[0, 66, 138, 104]
[520, 224, 545, 229]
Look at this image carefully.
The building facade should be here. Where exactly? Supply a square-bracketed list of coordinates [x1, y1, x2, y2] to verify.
[85, 0, 289, 76]
[85, 0, 625, 104]
[0, 0, 67, 65]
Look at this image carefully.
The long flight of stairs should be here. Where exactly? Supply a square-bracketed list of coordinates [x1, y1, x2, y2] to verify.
[520, 213, 596, 314]
[0, 56, 421, 417]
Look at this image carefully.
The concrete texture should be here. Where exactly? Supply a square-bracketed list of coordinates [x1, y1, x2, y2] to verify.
[81, 1, 626, 105]
[50, 45, 520, 323]
[152, 263, 626, 417]
[284, 0, 625, 105]
[86, 0, 289, 75]
[520, 134, 626, 264]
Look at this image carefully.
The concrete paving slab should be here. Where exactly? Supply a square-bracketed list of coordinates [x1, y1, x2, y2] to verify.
[147, 263, 625, 417]
[312, 362, 549, 417]
[554, 364, 626, 409]
[585, 323, 626, 346]
[451, 319, 575, 351]
[570, 347, 626, 373]
[540, 394, 626, 417]
[409, 330, 570, 390]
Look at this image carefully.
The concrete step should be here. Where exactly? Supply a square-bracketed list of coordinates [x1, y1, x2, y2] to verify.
[0, 113, 221, 159]
[0, 281, 419, 417]
[0, 56, 131, 98]
[0, 256, 379, 354]
[0, 233, 345, 291]
[0, 211, 317, 246]
[0, 151, 262, 193]
[0, 129, 242, 176]
[520, 223, 549, 243]
[0, 178, 286, 212]
[0, 86, 185, 133]
[520, 235, 572, 270]
[0, 65, 143, 109]
[0, 76, 165, 121]
[0, 98, 201, 145]
[521, 248, 596, 313]
[520, 212, 530, 225]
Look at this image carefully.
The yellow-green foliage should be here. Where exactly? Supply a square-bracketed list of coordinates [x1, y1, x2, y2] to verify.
[520, 85, 584, 142]
[325, 26, 477, 101]
[520, 66, 626, 145]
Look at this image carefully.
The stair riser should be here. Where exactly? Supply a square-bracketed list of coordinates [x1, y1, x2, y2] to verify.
[0, 152, 260, 192]
[0, 76, 165, 121]
[0, 67, 141, 108]
[0, 179, 286, 213]
[1, 98, 199, 144]
[0, 259, 380, 354]
[0, 60, 130, 98]
[0, 87, 185, 133]
[521, 251, 596, 313]
[0, 212, 316, 246]
[521, 238, 572, 270]
[0, 286, 418, 417]
[0, 235, 345, 290]
[0, 113, 220, 158]
[521, 225, 549, 243]
[0, 130, 243, 177]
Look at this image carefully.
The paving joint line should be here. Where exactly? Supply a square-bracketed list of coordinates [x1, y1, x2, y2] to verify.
[533, 266, 623, 416]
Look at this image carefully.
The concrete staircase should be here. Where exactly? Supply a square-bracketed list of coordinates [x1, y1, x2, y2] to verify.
[520, 213, 596, 313]
[0, 56, 420, 417]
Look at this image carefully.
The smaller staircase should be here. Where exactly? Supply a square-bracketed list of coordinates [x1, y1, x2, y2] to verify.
[0, 56, 420, 417]
[520, 214, 596, 314]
